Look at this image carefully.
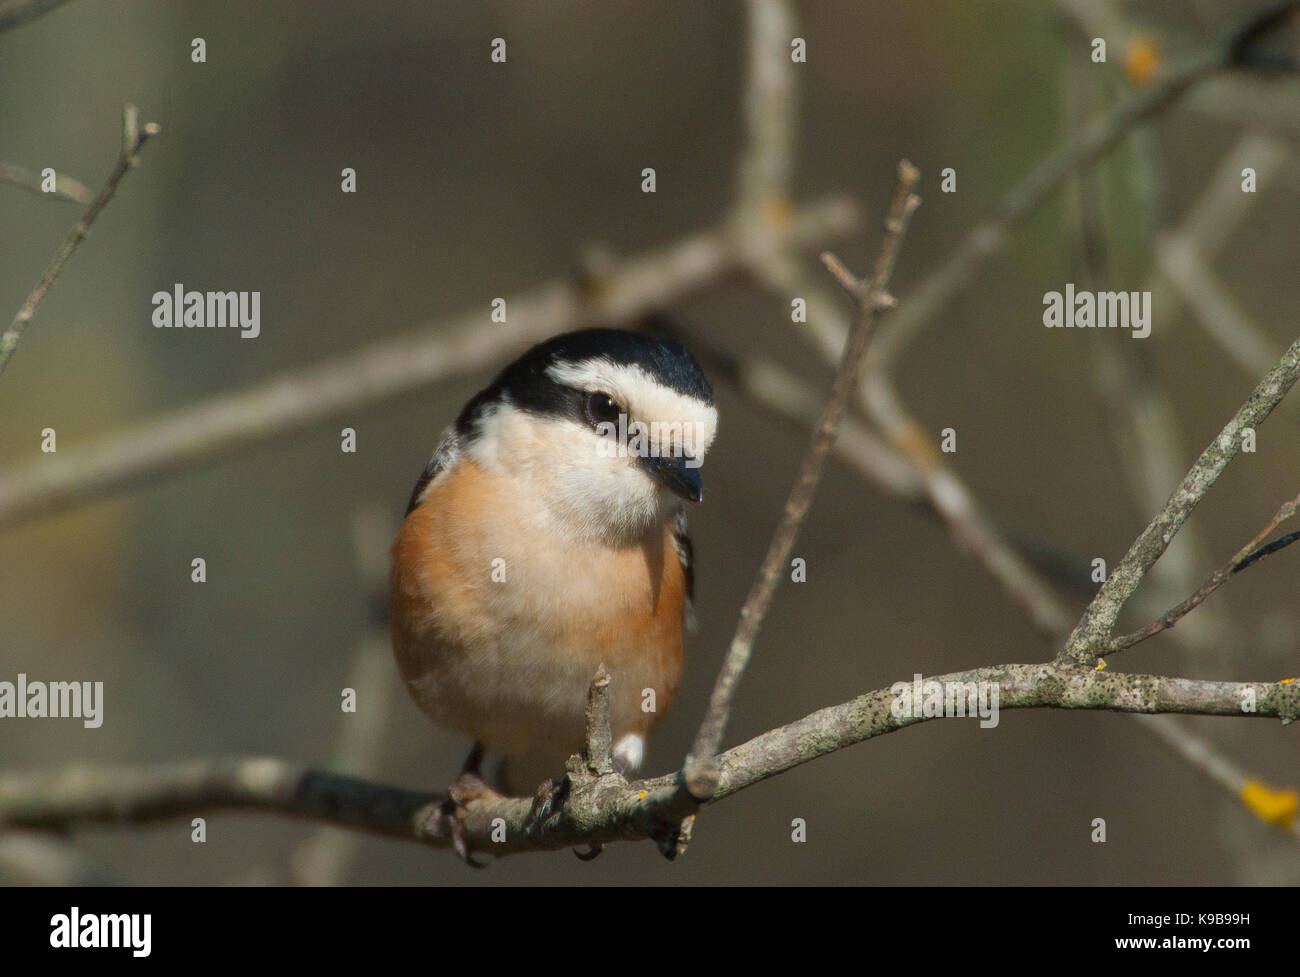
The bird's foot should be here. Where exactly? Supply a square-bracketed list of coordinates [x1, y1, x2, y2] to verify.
[529, 774, 604, 861]
[441, 765, 505, 868]
[529, 774, 570, 822]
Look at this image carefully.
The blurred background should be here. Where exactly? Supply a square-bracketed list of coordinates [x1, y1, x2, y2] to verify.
[1, 0, 1298, 884]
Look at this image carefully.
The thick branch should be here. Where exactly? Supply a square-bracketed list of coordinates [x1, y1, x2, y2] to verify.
[3, 665, 1294, 858]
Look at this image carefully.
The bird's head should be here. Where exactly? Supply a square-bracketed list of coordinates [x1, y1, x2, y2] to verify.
[458, 328, 717, 543]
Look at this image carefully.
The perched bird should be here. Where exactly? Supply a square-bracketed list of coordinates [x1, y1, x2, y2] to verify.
[390, 328, 716, 852]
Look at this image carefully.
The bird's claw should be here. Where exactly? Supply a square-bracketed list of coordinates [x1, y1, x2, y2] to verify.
[530, 774, 570, 821]
[442, 768, 504, 868]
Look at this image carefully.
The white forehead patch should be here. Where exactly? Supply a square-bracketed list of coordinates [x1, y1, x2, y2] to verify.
[546, 358, 717, 459]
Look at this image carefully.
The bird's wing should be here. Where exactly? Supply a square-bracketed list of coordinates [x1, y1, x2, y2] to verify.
[671, 506, 697, 631]
[404, 425, 460, 515]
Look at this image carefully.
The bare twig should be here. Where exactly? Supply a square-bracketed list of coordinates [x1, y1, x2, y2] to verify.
[0, 104, 160, 379]
[1155, 231, 1300, 426]
[1147, 132, 1300, 427]
[1109, 493, 1300, 654]
[1058, 38, 1271, 844]
[869, 49, 1221, 373]
[1062, 34, 1212, 629]
[732, 0, 798, 224]
[682, 161, 921, 800]
[736, 53, 1300, 841]
[743, 253, 1082, 639]
[583, 666, 614, 777]
[750, 133, 1292, 648]
[872, 2, 1300, 374]
[0, 196, 856, 529]
[1058, 0, 1300, 862]
[725, 353, 924, 499]
[0, 162, 92, 204]
[1062, 335, 1300, 664]
[726, 335, 1300, 841]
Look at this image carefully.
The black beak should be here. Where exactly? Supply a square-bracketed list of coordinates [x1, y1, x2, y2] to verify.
[641, 455, 703, 502]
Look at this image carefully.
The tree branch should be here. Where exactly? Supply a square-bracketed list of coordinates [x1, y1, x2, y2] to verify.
[682, 160, 920, 800]
[870, 1, 1300, 374]
[3, 665, 1294, 858]
[0, 162, 92, 204]
[732, 0, 798, 224]
[0, 196, 856, 529]
[583, 665, 614, 777]
[0, 104, 159, 379]
[1061, 335, 1300, 665]
[1108, 492, 1300, 654]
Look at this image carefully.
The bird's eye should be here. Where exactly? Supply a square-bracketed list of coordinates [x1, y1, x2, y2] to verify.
[586, 391, 623, 426]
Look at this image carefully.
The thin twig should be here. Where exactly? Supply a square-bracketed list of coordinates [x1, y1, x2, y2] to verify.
[1062, 33, 1210, 631]
[871, 1, 1300, 374]
[681, 161, 921, 800]
[724, 352, 924, 499]
[583, 666, 614, 777]
[732, 0, 798, 224]
[741, 71, 1299, 833]
[723, 331, 1300, 842]
[869, 49, 1221, 374]
[1061, 335, 1300, 664]
[0, 104, 160, 379]
[1108, 493, 1300, 654]
[1058, 35, 1270, 841]
[0, 196, 857, 529]
[1234, 531, 1300, 572]
[748, 258, 1082, 639]
[752, 133, 1293, 644]
[0, 162, 93, 204]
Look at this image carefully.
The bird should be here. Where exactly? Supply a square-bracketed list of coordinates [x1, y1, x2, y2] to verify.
[389, 327, 716, 859]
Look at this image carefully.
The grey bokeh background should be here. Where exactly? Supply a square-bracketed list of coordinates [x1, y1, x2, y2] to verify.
[2, 0, 1298, 884]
